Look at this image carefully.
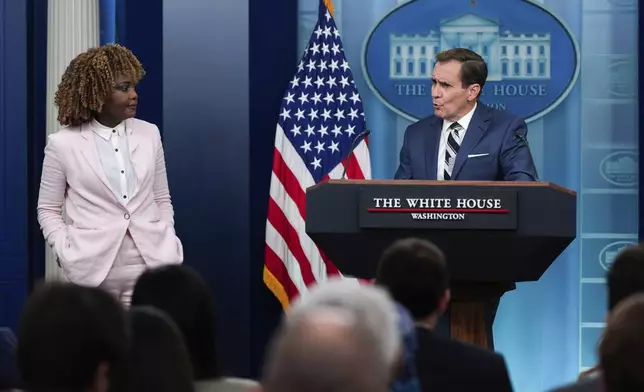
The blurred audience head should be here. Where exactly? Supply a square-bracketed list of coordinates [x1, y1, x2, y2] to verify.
[291, 278, 401, 368]
[599, 293, 644, 392]
[262, 279, 398, 392]
[607, 244, 644, 311]
[131, 265, 220, 380]
[376, 238, 450, 326]
[16, 282, 128, 392]
[127, 306, 194, 392]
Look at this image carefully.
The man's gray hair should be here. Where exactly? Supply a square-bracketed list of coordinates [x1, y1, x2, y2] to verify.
[288, 278, 401, 366]
[261, 279, 400, 392]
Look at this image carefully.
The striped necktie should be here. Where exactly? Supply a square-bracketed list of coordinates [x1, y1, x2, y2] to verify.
[444, 122, 463, 180]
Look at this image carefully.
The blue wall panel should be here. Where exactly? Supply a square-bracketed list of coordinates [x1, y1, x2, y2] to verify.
[116, 0, 163, 133]
[579, 0, 639, 380]
[248, 0, 298, 378]
[99, 0, 115, 44]
[27, 0, 48, 286]
[163, 0, 252, 377]
[0, 0, 29, 331]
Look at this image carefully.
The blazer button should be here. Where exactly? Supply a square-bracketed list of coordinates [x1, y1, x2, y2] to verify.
[124, 213, 130, 220]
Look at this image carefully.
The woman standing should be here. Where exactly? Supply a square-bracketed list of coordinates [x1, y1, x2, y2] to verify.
[37, 44, 183, 305]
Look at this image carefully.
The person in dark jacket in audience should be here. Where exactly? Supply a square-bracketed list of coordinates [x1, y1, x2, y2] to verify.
[375, 237, 514, 392]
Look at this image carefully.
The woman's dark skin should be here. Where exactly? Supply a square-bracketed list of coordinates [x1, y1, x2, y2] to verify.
[94, 74, 139, 128]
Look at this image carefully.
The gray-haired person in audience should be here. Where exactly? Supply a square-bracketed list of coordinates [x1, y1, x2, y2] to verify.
[261, 278, 402, 392]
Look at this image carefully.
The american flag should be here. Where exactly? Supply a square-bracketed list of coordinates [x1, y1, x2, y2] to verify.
[263, 0, 371, 309]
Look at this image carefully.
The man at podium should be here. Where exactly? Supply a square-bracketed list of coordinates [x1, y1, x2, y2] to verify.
[393, 48, 538, 349]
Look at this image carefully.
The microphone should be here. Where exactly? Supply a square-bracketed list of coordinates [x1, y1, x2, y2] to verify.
[514, 130, 539, 181]
[341, 129, 371, 179]
[515, 130, 530, 146]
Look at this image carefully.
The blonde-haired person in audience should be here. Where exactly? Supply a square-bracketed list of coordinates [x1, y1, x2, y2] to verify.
[131, 265, 259, 392]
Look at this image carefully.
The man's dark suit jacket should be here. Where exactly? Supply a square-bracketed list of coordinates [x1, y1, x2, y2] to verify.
[414, 327, 514, 392]
[394, 103, 538, 181]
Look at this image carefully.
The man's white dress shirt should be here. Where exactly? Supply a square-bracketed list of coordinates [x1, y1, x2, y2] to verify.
[436, 102, 477, 180]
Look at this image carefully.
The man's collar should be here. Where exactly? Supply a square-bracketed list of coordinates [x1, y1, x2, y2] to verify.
[441, 102, 478, 132]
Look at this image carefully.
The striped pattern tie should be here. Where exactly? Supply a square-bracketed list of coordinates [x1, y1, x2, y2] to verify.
[444, 122, 463, 180]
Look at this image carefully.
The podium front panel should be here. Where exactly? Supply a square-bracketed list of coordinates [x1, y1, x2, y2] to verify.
[358, 185, 518, 230]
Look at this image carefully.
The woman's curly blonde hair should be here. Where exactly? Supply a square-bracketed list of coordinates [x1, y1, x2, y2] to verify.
[54, 44, 145, 126]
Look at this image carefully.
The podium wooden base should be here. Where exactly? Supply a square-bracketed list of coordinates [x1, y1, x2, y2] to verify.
[447, 282, 514, 348]
[450, 302, 487, 348]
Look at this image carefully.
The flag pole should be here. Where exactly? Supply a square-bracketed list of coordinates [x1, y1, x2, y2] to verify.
[323, 0, 334, 16]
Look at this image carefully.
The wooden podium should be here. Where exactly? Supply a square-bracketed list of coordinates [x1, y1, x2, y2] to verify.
[305, 180, 576, 347]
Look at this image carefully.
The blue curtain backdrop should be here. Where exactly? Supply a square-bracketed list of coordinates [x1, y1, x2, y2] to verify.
[0, 0, 29, 332]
